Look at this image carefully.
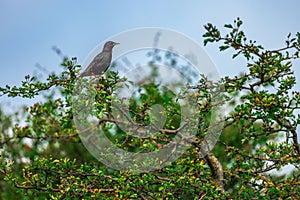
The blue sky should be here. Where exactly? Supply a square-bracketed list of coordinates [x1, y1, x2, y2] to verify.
[0, 0, 300, 94]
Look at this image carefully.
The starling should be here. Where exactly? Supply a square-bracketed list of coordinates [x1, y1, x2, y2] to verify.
[80, 41, 119, 77]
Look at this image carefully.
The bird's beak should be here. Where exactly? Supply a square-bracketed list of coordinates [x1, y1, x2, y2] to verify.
[114, 42, 120, 46]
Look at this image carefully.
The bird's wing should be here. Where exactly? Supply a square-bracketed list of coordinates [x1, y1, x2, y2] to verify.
[81, 52, 110, 76]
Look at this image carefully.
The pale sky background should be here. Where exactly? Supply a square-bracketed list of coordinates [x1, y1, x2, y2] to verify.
[0, 0, 300, 174]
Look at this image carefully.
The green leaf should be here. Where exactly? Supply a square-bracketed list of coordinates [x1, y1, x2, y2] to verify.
[237, 20, 243, 27]
[158, 186, 164, 191]
[204, 38, 215, 46]
[219, 45, 230, 51]
[224, 24, 233, 29]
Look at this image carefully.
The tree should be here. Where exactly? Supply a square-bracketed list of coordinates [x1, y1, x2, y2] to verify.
[0, 18, 300, 199]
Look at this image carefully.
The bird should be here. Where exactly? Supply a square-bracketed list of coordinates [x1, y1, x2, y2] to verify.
[80, 41, 119, 77]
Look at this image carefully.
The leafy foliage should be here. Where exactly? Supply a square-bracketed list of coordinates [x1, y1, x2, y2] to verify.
[1, 18, 300, 199]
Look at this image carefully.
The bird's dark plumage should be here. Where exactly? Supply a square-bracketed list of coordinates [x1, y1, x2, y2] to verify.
[80, 41, 119, 77]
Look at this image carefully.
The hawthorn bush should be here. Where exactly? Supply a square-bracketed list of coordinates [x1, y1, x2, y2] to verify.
[0, 18, 300, 199]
